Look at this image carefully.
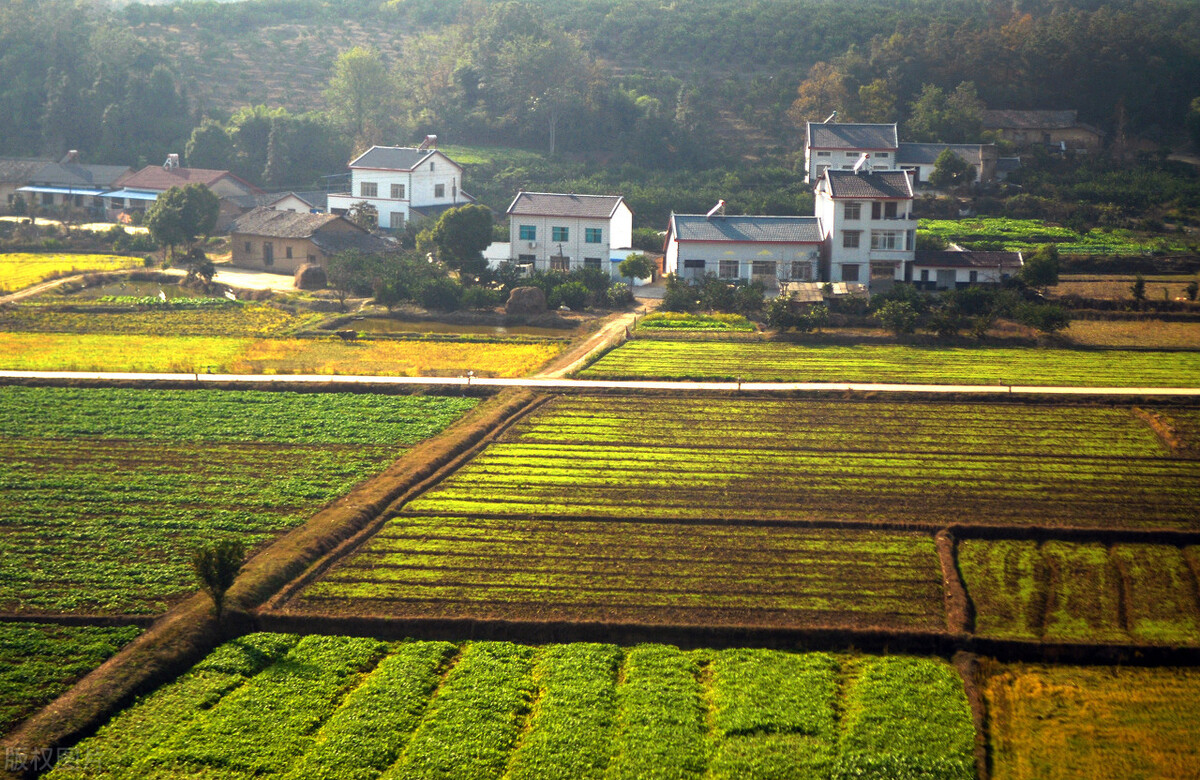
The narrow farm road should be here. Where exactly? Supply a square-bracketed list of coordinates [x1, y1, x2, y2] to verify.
[1, 370, 1197, 396]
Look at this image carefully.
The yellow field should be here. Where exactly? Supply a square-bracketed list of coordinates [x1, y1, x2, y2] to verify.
[985, 663, 1200, 780]
[0, 253, 144, 294]
[1049, 274, 1198, 301]
[1065, 320, 1200, 348]
[0, 332, 561, 377]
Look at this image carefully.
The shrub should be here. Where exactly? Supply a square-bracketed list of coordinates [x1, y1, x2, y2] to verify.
[549, 281, 589, 311]
[661, 274, 698, 312]
[872, 300, 920, 336]
[1016, 301, 1071, 334]
[461, 286, 503, 310]
[606, 282, 634, 308]
[191, 539, 244, 618]
[419, 277, 463, 311]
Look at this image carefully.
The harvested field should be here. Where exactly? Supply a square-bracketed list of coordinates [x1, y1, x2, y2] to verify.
[960, 539, 1200, 645]
[1049, 274, 1199, 301]
[46, 635, 976, 780]
[580, 340, 1200, 386]
[985, 662, 1200, 780]
[0, 622, 142, 737]
[0, 254, 143, 294]
[289, 516, 946, 630]
[0, 387, 476, 615]
[1063, 320, 1200, 349]
[0, 332, 562, 377]
[0, 302, 312, 338]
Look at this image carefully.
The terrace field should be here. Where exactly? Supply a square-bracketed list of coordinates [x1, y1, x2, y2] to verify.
[958, 539, 1200, 645]
[45, 634, 976, 780]
[0, 254, 144, 295]
[580, 341, 1200, 386]
[985, 663, 1200, 780]
[916, 218, 1187, 254]
[0, 387, 476, 615]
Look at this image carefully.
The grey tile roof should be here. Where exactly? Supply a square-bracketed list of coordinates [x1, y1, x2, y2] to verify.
[507, 192, 627, 219]
[671, 214, 823, 243]
[823, 170, 913, 199]
[897, 143, 983, 166]
[349, 146, 443, 171]
[30, 163, 131, 188]
[982, 109, 1078, 130]
[230, 206, 347, 239]
[997, 157, 1022, 173]
[807, 122, 898, 150]
[915, 250, 1023, 269]
[0, 157, 54, 182]
[226, 192, 322, 210]
[310, 231, 394, 255]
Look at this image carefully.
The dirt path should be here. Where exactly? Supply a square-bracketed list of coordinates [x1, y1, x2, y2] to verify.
[0, 274, 92, 304]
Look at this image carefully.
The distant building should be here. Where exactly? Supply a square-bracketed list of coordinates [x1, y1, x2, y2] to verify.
[0, 157, 54, 211]
[16, 152, 131, 215]
[663, 209, 823, 289]
[229, 207, 393, 275]
[110, 157, 262, 227]
[804, 122, 899, 183]
[913, 249, 1023, 289]
[326, 138, 473, 231]
[896, 143, 999, 185]
[982, 110, 1103, 152]
[506, 192, 633, 278]
[814, 169, 915, 290]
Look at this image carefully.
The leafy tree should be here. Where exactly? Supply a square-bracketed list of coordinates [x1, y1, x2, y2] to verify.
[419, 277, 463, 310]
[661, 274, 698, 313]
[422, 204, 492, 281]
[1016, 302, 1071, 334]
[788, 62, 849, 127]
[191, 539, 244, 619]
[550, 280, 589, 310]
[1020, 244, 1059, 289]
[905, 82, 984, 143]
[1186, 279, 1198, 301]
[618, 253, 656, 285]
[928, 148, 976, 189]
[325, 47, 395, 147]
[326, 249, 384, 309]
[185, 119, 235, 170]
[145, 183, 219, 262]
[857, 78, 897, 123]
[346, 201, 378, 231]
[1130, 274, 1147, 304]
[872, 300, 920, 336]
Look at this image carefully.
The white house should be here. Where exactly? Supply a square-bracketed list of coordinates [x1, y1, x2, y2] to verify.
[896, 143, 999, 185]
[804, 122, 899, 183]
[506, 192, 633, 278]
[815, 169, 915, 289]
[663, 209, 824, 289]
[913, 249, 1023, 289]
[327, 139, 472, 231]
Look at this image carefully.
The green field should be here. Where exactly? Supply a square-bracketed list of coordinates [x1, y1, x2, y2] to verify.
[917, 217, 1187, 254]
[46, 634, 976, 780]
[580, 341, 1200, 387]
[0, 621, 142, 736]
[635, 312, 757, 332]
[959, 539, 1200, 645]
[985, 663, 1200, 780]
[0, 387, 476, 615]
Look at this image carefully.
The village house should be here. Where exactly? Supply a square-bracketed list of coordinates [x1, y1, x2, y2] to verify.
[663, 206, 823, 289]
[326, 137, 472, 231]
[507, 191, 634, 278]
[229, 207, 393, 275]
[804, 122, 899, 183]
[814, 168, 916, 290]
[13, 152, 130, 216]
[896, 143, 999, 185]
[982, 109, 1103, 152]
[109, 156, 261, 226]
[912, 249, 1023, 289]
[0, 157, 53, 212]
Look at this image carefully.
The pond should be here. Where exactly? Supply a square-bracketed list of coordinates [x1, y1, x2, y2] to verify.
[59, 281, 219, 300]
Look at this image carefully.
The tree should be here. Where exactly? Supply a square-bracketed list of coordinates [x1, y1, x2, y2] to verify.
[1186, 280, 1198, 302]
[346, 201, 378, 231]
[857, 79, 898, 123]
[1131, 274, 1147, 304]
[787, 62, 850, 127]
[326, 249, 383, 310]
[423, 204, 492, 280]
[1187, 97, 1200, 150]
[325, 47, 395, 147]
[1016, 302, 1071, 334]
[928, 148, 976, 189]
[1020, 244, 1059, 289]
[872, 300, 920, 336]
[191, 539, 244, 619]
[905, 82, 984, 143]
[618, 253, 656, 286]
[145, 183, 219, 262]
[185, 119, 234, 170]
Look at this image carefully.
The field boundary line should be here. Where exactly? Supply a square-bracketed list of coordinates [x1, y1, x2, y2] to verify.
[0, 614, 157, 628]
[259, 393, 551, 613]
[937, 530, 972, 635]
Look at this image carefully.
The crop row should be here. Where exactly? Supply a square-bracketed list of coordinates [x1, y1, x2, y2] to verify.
[405, 443, 1200, 529]
[0, 621, 142, 736]
[579, 340, 1200, 387]
[506, 395, 1170, 458]
[290, 516, 945, 630]
[0, 331, 562, 376]
[49, 635, 976, 780]
[0, 386, 478, 445]
[958, 539, 1200, 645]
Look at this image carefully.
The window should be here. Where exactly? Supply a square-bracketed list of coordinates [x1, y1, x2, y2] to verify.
[552, 226, 569, 242]
[41, 193, 53, 205]
[285, 246, 293, 259]
[244, 242, 251, 252]
[841, 264, 860, 282]
[816, 164, 830, 177]
[751, 261, 775, 278]
[517, 254, 536, 262]
[921, 269, 930, 282]
[842, 231, 860, 249]
[907, 230, 914, 251]
[719, 260, 739, 279]
[871, 230, 901, 250]
[875, 152, 890, 158]
[584, 257, 602, 268]
[585, 227, 602, 243]
[308, 254, 316, 264]
[843, 202, 861, 220]
[790, 261, 813, 281]
[816, 151, 831, 157]
[550, 255, 570, 271]
[110, 198, 124, 209]
[518, 225, 537, 241]
[360, 182, 377, 198]
[434, 183, 445, 198]
[969, 270, 978, 283]
[391, 183, 405, 199]
[263, 242, 274, 267]
[683, 259, 706, 269]
[884, 202, 897, 219]
[871, 202, 881, 220]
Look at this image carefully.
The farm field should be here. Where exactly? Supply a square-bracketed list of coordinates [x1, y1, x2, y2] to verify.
[400, 396, 1199, 529]
[0, 387, 476, 615]
[0, 301, 314, 338]
[634, 312, 757, 332]
[579, 340, 1200, 386]
[1049, 274, 1200, 301]
[0, 254, 144, 295]
[916, 218, 1187, 254]
[1061, 320, 1200, 349]
[0, 622, 142, 737]
[958, 539, 1200, 645]
[985, 662, 1200, 780]
[45, 634, 976, 780]
[0, 332, 561, 377]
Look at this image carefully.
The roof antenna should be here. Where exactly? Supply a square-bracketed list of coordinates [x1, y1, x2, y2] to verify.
[705, 199, 726, 219]
[823, 111, 838, 124]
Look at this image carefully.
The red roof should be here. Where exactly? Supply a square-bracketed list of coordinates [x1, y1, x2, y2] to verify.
[115, 166, 262, 194]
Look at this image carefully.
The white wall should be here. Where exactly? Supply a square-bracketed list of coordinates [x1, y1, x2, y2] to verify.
[665, 237, 821, 286]
[508, 213, 622, 276]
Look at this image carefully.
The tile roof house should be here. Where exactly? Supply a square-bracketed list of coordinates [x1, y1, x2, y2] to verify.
[229, 207, 393, 275]
[19, 159, 132, 213]
[982, 109, 1103, 152]
[326, 138, 474, 231]
[913, 249, 1023, 289]
[506, 192, 633, 278]
[896, 143, 1000, 185]
[664, 208, 824, 288]
[110, 158, 263, 227]
[804, 122, 899, 182]
[815, 170, 915, 290]
[0, 157, 54, 212]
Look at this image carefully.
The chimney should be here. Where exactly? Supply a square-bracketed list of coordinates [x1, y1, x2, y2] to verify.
[60, 150, 79, 164]
[705, 199, 726, 219]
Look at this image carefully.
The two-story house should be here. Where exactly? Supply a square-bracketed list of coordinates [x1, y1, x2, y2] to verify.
[663, 209, 823, 289]
[804, 122, 899, 183]
[326, 140, 472, 231]
[815, 168, 915, 290]
[506, 192, 633, 277]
